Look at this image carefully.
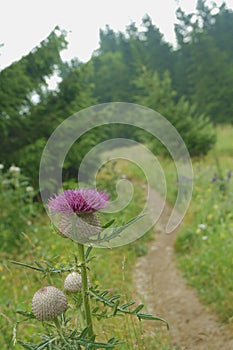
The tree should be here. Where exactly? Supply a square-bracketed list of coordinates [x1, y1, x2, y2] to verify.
[134, 68, 216, 156]
[92, 52, 130, 102]
[91, 16, 175, 103]
[188, 35, 233, 123]
[0, 27, 68, 160]
[0, 29, 99, 186]
[174, 1, 233, 123]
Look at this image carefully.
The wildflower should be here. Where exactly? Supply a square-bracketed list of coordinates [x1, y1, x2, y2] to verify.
[26, 186, 34, 192]
[202, 236, 208, 240]
[32, 286, 68, 321]
[48, 188, 109, 215]
[64, 272, 90, 293]
[211, 173, 217, 183]
[2, 179, 10, 186]
[227, 170, 232, 181]
[198, 223, 207, 230]
[9, 165, 20, 173]
[0, 164, 4, 170]
[47, 189, 109, 242]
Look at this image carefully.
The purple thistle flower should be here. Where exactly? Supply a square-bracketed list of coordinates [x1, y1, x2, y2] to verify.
[227, 170, 232, 181]
[211, 173, 218, 183]
[48, 188, 109, 215]
[47, 188, 109, 243]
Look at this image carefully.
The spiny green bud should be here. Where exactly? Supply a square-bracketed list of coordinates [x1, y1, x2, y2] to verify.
[32, 286, 68, 321]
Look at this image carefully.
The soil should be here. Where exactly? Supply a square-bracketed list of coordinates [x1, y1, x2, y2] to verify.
[134, 189, 233, 350]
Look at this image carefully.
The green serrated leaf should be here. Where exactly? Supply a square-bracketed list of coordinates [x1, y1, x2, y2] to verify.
[108, 295, 121, 303]
[137, 313, 169, 329]
[119, 301, 135, 310]
[85, 246, 93, 259]
[16, 310, 35, 320]
[44, 260, 54, 268]
[34, 261, 44, 268]
[133, 304, 144, 313]
[102, 219, 115, 229]
[92, 306, 99, 314]
[17, 340, 36, 350]
[113, 300, 120, 316]
[79, 326, 90, 339]
[10, 260, 43, 272]
[36, 337, 57, 350]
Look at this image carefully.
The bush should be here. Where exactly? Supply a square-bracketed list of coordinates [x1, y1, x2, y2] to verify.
[134, 69, 216, 157]
[0, 164, 39, 252]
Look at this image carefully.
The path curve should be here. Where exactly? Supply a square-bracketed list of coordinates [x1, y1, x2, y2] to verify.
[134, 189, 233, 350]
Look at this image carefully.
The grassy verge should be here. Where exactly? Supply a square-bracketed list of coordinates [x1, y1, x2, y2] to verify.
[175, 125, 233, 323]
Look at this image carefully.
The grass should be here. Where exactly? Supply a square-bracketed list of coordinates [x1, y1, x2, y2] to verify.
[175, 125, 233, 323]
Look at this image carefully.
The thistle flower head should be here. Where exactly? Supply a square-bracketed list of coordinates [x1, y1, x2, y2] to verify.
[48, 188, 109, 215]
[32, 286, 68, 321]
[47, 188, 109, 243]
[64, 272, 90, 292]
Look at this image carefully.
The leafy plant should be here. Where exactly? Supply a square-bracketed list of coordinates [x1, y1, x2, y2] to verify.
[0, 164, 39, 252]
[13, 188, 168, 349]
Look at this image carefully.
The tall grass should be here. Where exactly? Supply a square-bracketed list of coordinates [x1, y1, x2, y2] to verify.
[175, 125, 233, 323]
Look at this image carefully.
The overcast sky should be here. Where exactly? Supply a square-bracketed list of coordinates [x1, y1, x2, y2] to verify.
[1, 0, 233, 69]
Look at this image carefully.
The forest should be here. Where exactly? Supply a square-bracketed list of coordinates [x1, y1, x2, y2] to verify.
[0, 0, 233, 186]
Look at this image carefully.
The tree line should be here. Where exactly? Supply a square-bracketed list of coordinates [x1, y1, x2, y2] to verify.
[0, 0, 232, 186]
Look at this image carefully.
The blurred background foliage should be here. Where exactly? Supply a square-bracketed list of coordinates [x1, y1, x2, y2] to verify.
[1, 1, 233, 187]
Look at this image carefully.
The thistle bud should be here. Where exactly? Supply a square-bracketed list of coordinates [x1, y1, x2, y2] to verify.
[64, 272, 90, 293]
[58, 212, 101, 242]
[32, 286, 68, 321]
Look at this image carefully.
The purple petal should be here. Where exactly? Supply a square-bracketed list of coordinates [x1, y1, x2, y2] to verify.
[47, 188, 109, 214]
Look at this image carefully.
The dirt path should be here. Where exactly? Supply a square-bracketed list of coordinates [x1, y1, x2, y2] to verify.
[134, 189, 233, 350]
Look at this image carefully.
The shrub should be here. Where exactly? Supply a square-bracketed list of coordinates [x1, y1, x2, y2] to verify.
[0, 164, 39, 252]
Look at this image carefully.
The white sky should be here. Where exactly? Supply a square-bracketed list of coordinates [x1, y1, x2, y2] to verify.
[1, 0, 233, 69]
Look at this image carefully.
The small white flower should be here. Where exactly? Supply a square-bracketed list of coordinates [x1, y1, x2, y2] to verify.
[0, 164, 4, 170]
[9, 165, 20, 173]
[202, 236, 208, 240]
[26, 186, 34, 192]
[198, 223, 207, 230]
[2, 179, 9, 186]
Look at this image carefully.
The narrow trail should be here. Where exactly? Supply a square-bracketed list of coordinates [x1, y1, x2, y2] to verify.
[134, 189, 233, 350]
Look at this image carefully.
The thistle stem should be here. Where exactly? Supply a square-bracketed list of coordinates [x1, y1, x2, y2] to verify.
[77, 243, 94, 338]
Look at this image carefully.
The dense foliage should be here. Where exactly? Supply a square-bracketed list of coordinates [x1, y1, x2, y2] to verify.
[92, 1, 233, 124]
[0, 164, 39, 252]
[0, 0, 233, 186]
